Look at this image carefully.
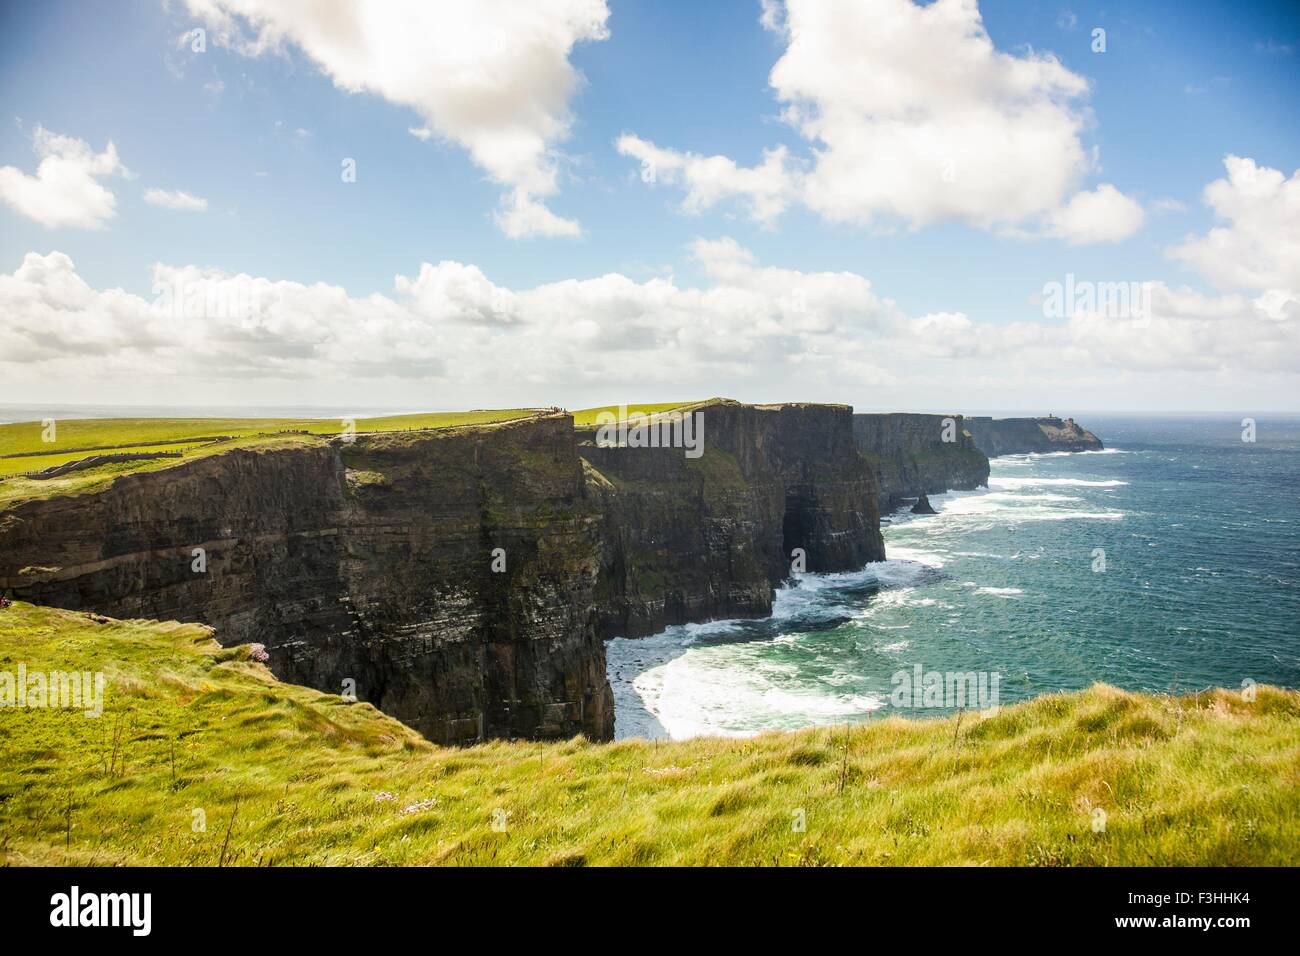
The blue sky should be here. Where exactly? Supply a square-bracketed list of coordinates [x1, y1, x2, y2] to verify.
[1, 0, 1298, 412]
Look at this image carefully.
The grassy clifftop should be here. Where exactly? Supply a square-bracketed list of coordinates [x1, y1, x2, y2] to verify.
[0, 410, 548, 507]
[0, 405, 702, 506]
[1, 602, 1296, 866]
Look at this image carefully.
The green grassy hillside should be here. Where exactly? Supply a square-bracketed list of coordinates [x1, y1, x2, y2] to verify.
[0, 410, 544, 473]
[0, 403, 704, 468]
[569, 401, 696, 426]
[1, 602, 1295, 866]
[0, 410, 548, 506]
[0, 404, 701, 501]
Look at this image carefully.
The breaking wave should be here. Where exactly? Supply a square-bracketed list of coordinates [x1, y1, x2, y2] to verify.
[610, 425, 1300, 740]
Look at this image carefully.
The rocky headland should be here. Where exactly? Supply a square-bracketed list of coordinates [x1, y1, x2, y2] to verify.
[964, 415, 1103, 457]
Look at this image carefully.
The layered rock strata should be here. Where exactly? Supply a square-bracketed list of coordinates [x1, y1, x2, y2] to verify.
[1, 402, 885, 742]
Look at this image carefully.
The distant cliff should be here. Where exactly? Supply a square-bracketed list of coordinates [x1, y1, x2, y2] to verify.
[964, 416, 1103, 456]
[581, 401, 884, 638]
[852, 413, 990, 513]
[0, 401, 884, 744]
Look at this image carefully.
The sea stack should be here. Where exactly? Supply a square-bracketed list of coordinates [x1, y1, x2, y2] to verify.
[911, 494, 938, 515]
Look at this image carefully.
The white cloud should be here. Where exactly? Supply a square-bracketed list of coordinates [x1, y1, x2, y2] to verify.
[1167, 155, 1300, 292]
[143, 188, 209, 212]
[919, 282, 1300, 374]
[1149, 197, 1188, 215]
[617, 136, 794, 226]
[272, 120, 311, 143]
[496, 189, 583, 239]
[0, 126, 126, 229]
[0, 252, 173, 365]
[183, 0, 609, 238]
[3, 236, 1295, 411]
[620, 0, 1143, 244]
[1048, 184, 1146, 244]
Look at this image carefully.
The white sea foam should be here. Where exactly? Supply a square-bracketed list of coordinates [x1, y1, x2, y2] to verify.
[851, 584, 952, 625]
[975, 586, 1024, 597]
[874, 544, 946, 568]
[944, 509, 1123, 523]
[1009, 448, 1128, 459]
[990, 476, 1127, 489]
[629, 645, 885, 739]
[905, 493, 1124, 525]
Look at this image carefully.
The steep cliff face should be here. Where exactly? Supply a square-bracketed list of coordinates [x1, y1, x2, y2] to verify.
[0, 401, 886, 744]
[852, 413, 990, 513]
[0, 415, 612, 744]
[964, 416, 1103, 456]
[579, 401, 884, 639]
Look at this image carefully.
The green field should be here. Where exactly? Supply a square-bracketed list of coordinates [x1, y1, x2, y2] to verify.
[1, 602, 1295, 866]
[0, 442, 210, 477]
[0, 409, 551, 506]
[569, 402, 697, 426]
[0, 410, 544, 466]
[0, 434, 331, 508]
[0, 404, 705, 505]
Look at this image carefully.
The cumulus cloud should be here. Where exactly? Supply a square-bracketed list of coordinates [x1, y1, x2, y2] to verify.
[0, 252, 173, 365]
[183, 0, 608, 238]
[617, 136, 794, 226]
[1167, 156, 1300, 292]
[3, 235, 1295, 410]
[0, 126, 127, 229]
[620, 0, 1143, 243]
[0, 242, 895, 389]
[1048, 184, 1146, 244]
[143, 188, 209, 212]
[918, 282, 1300, 373]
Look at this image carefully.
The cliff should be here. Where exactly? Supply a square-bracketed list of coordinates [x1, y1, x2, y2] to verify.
[852, 413, 990, 513]
[964, 416, 1103, 456]
[580, 401, 884, 638]
[0, 401, 884, 743]
[0, 414, 612, 744]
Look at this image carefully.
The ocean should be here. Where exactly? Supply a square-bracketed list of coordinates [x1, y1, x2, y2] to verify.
[607, 415, 1300, 739]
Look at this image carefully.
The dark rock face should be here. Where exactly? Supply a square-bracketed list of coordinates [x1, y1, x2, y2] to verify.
[911, 494, 937, 515]
[964, 416, 1103, 457]
[852, 413, 990, 513]
[580, 401, 885, 639]
[0, 415, 612, 745]
[0, 401, 885, 743]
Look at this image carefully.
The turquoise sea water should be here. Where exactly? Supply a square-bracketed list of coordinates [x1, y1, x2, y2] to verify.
[608, 416, 1300, 739]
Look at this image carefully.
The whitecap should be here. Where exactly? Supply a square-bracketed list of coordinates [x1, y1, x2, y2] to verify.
[990, 477, 1128, 489]
[975, 586, 1024, 597]
[628, 646, 885, 739]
